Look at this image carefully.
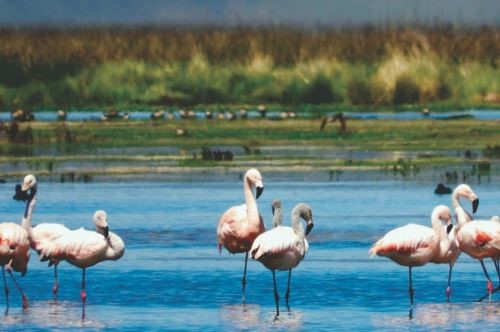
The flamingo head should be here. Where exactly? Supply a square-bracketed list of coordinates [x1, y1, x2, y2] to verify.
[295, 203, 314, 236]
[271, 199, 282, 215]
[93, 210, 109, 238]
[245, 168, 264, 199]
[21, 174, 37, 191]
[453, 184, 479, 213]
[432, 205, 453, 233]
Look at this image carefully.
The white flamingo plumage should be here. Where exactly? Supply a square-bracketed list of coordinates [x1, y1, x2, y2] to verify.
[39, 210, 125, 304]
[250, 203, 314, 317]
[217, 168, 265, 297]
[369, 205, 452, 305]
[15, 174, 71, 296]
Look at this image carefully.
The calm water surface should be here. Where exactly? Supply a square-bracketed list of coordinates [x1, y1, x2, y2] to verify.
[0, 180, 499, 331]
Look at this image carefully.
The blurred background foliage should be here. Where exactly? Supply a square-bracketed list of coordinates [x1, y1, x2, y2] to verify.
[0, 26, 498, 108]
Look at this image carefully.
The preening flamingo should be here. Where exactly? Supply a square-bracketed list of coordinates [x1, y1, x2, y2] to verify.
[251, 203, 314, 317]
[38, 210, 125, 303]
[3, 174, 38, 309]
[14, 174, 71, 297]
[217, 168, 265, 297]
[369, 205, 452, 305]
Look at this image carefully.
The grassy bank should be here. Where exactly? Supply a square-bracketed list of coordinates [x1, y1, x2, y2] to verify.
[0, 26, 498, 108]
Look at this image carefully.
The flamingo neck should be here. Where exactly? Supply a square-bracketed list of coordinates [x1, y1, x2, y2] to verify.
[243, 176, 259, 224]
[455, 206, 469, 228]
[291, 210, 305, 238]
[21, 189, 37, 232]
[433, 217, 450, 260]
[452, 190, 472, 222]
[106, 233, 125, 260]
[272, 208, 283, 228]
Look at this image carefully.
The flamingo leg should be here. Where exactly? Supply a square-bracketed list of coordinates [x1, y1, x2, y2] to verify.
[242, 252, 248, 299]
[80, 268, 87, 304]
[493, 259, 500, 284]
[285, 269, 292, 311]
[446, 264, 453, 301]
[2, 266, 9, 310]
[7, 269, 28, 309]
[52, 264, 59, 296]
[272, 270, 280, 317]
[408, 267, 414, 305]
[477, 259, 494, 302]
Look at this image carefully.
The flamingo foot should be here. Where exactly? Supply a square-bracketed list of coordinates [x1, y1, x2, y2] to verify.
[22, 295, 28, 310]
[445, 286, 451, 301]
[52, 283, 59, 294]
[80, 290, 87, 304]
[487, 280, 494, 293]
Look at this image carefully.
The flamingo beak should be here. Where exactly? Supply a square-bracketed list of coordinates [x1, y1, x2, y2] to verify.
[447, 224, 453, 234]
[104, 226, 109, 239]
[305, 220, 314, 236]
[256, 186, 264, 199]
[472, 198, 479, 214]
[271, 205, 275, 215]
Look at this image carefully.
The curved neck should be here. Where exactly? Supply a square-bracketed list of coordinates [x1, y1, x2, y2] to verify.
[272, 208, 283, 227]
[243, 175, 259, 223]
[431, 213, 450, 259]
[455, 206, 469, 228]
[452, 190, 472, 221]
[21, 189, 37, 232]
[291, 210, 305, 237]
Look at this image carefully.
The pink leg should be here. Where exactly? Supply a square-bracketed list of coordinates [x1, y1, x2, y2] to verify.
[52, 264, 59, 295]
[2, 266, 9, 309]
[7, 268, 28, 310]
[80, 268, 87, 303]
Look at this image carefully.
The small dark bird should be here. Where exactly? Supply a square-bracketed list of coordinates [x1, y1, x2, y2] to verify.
[434, 183, 452, 195]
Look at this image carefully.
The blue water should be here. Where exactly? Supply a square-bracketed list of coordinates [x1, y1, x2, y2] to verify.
[0, 180, 499, 330]
[1, 109, 500, 122]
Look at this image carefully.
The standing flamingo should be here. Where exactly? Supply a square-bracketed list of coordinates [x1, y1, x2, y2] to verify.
[456, 206, 500, 301]
[217, 168, 265, 297]
[2, 174, 37, 310]
[38, 210, 125, 304]
[250, 203, 314, 317]
[13, 174, 71, 297]
[369, 205, 452, 305]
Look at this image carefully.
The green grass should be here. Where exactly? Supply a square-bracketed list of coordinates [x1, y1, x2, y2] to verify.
[0, 26, 498, 108]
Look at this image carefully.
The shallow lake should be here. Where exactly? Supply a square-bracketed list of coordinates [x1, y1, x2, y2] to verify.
[0, 179, 499, 330]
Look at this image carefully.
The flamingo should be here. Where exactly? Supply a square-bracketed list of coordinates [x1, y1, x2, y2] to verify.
[217, 168, 265, 297]
[2, 175, 37, 309]
[250, 203, 314, 317]
[428, 184, 478, 301]
[369, 205, 452, 305]
[456, 206, 500, 301]
[13, 174, 71, 297]
[271, 200, 283, 228]
[38, 210, 125, 304]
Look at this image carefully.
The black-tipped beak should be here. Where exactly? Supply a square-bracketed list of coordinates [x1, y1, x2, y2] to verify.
[305, 220, 314, 236]
[104, 226, 109, 239]
[256, 186, 264, 199]
[447, 224, 453, 234]
[472, 198, 479, 214]
[271, 205, 275, 215]
[13, 184, 29, 202]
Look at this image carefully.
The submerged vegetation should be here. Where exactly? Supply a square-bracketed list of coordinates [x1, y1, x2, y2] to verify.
[0, 26, 498, 108]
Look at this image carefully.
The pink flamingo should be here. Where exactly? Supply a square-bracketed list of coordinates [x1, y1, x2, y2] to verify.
[13, 174, 71, 297]
[250, 203, 314, 317]
[3, 174, 38, 310]
[369, 205, 452, 305]
[430, 184, 479, 301]
[456, 205, 500, 301]
[39, 210, 125, 304]
[217, 168, 265, 297]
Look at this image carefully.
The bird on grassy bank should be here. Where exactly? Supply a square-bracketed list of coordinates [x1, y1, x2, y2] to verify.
[369, 205, 453, 305]
[38, 210, 125, 304]
[217, 169, 265, 299]
[251, 203, 314, 318]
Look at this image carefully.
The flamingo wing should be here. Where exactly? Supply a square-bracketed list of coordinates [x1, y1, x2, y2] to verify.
[370, 224, 436, 256]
